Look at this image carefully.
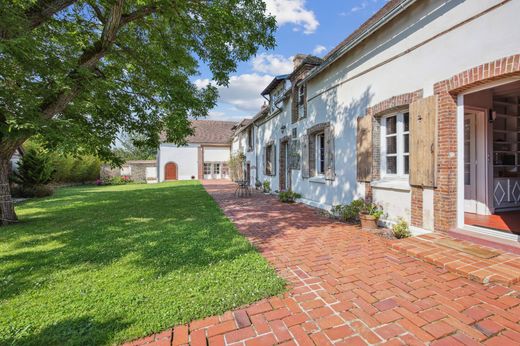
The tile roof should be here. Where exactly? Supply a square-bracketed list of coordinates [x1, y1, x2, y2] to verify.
[187, 120, 236, 144]
[161, 120, 237, 145]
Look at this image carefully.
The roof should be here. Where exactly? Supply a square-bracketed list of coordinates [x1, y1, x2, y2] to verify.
[161, 120, 237, 145]
[261, 74, 290, 96]
[232, 118, 253, 133]
[324, 0, 407, 61]
[251, 106, 269, 122]
[290, 55, 323, 77]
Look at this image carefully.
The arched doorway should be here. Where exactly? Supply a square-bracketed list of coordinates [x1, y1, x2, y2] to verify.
[164, 162, 178, 181]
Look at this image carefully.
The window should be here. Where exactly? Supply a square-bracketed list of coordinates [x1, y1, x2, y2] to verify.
[265, 144, 273, 175]
[247, 127, 253, 151]
[213, 163, 220, 175]
[297, 83, 306, 118]
[315, 132, 325, 175]
[381, 112, 409, 177]
[291, 128, 297, 139]
[203, 163, 211, 175]
[270, 87, 282, 113]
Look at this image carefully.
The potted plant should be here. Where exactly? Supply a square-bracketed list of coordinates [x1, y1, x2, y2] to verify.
[255, 179, 262, 190]
[262, 180, 271, 194]
[359, 202, 384, 230]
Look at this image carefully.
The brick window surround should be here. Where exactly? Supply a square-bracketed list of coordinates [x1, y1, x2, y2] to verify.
[434, 54, 520, 232]
[363, 90, 423, 225]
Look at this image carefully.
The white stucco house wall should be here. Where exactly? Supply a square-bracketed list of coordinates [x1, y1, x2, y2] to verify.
[234, 0, 520, 245]
[157, 120, 235, 181]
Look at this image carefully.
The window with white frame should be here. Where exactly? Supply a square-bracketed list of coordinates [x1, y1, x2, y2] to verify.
[315, 132, 325, 176]
[381, 112, 409, 177]
[213, 163, 221, 175]
[203, 163, 211, 175]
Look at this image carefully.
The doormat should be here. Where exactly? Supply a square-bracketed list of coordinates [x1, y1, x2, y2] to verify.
[434, 238, 501, 259]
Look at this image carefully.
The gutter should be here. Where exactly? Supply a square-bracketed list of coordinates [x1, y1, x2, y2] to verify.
[304, 0, 417, 83]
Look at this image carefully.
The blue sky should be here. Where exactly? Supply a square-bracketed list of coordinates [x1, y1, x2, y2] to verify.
[196, 0, 388, 122]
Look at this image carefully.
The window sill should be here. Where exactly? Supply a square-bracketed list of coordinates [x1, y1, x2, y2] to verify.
[309, 176, 326, 184]
[371, 178, 410, 191]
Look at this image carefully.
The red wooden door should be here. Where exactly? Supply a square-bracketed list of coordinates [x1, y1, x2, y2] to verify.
[165, 162, 178, 180]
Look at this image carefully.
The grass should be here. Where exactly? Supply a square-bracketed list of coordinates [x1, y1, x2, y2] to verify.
[0, 181, 285, 345]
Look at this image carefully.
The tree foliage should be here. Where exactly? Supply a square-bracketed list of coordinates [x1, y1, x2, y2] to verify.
[12, 147, 54, 188]
[112, 132, 157, 161]
[0, 0, 277, 162]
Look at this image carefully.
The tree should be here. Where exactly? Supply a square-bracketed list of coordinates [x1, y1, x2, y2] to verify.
[0, 0, 276, 224]
[12, 147, 54, 196]
[113, 132, 157, 161]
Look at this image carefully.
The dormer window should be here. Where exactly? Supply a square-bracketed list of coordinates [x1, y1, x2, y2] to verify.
[270, 87, 283, 113]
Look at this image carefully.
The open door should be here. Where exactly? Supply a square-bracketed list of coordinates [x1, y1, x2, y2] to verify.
[464, 113, 477, 213]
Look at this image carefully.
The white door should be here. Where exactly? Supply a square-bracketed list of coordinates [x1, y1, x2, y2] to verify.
[213, 163, 221, 179]
[464, 113, 477, 213]
[203, 163, 212, 179]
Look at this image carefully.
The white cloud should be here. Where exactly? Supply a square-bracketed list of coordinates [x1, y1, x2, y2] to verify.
[312, 45, 327, 56]
[252, 53, 293, 75]
[195, 73, 273, 113]
[264, 0, 319, 34]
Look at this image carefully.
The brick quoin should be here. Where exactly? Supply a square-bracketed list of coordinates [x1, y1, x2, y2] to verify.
[433, 54, 520, 232]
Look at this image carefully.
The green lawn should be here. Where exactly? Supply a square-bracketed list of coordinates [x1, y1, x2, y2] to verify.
[0, 181, 285, 345]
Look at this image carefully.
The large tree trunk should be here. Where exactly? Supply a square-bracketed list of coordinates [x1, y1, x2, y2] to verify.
[0, 157, 17, 225]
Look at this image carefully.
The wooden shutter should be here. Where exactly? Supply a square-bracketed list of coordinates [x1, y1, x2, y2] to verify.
[271, 143, 276, 176]
[409, 96, 437, 187]
[356, 115, 373, 182]
[325, 125, 335, 180]
[263, 146, 267, 175]
[301, 134, 309, 178]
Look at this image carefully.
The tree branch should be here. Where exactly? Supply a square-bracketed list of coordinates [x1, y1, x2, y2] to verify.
[120, 5, 157, 26]
[87, 1, 106, 24]
[26, 0, 77, 32]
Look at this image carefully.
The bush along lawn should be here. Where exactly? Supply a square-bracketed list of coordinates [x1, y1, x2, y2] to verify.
[0, 181, 285, 345]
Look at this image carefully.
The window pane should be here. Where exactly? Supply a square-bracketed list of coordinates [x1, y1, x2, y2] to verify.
[404, 156, 409, 175]
[214, 163, 220, 174]
[386, 136, 397, 154]
[404, 134, 409, 153]
[386, 116, 397, 135]
[386, 156, 397, 174]
[403, 113, 409, 132]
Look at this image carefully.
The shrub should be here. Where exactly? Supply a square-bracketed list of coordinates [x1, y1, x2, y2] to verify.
[331, 199, 366, 222]
[51, 154, 100, 183]
[392, 218, 412, 239]
[278, 190, 302, 203]
[262, 180, 271, 193]
[12, 147, 54, 197]
[105, 175, 133, 185]
[331, 199, 384, 223]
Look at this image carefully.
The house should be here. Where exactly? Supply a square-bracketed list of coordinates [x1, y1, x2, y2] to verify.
[157, 120, 236, 181]
[9, 147, 24, 174]
[234, 0, 520, 245]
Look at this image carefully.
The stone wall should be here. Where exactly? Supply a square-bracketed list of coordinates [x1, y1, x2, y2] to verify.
[100, 160, 156, 182]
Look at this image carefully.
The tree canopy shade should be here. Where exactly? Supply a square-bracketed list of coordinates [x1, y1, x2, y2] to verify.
[0, 0, 277, 224]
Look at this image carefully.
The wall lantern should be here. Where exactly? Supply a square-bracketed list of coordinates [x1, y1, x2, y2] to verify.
[280, 125, 287, 134]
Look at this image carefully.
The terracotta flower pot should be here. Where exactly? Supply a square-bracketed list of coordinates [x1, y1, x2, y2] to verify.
[359, 213, 378, 230]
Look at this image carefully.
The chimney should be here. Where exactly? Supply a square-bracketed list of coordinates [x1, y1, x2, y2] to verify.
[293, 54, 308, 70]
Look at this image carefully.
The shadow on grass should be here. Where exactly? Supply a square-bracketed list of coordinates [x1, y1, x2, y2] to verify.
[3, 316, 130, 346]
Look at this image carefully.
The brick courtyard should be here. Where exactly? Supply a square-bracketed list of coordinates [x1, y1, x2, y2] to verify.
[126, 181, 520, 346]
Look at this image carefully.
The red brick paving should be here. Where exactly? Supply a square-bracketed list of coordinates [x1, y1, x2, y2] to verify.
[392, 233, 520, 285]
[124, 181, 520, 345]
